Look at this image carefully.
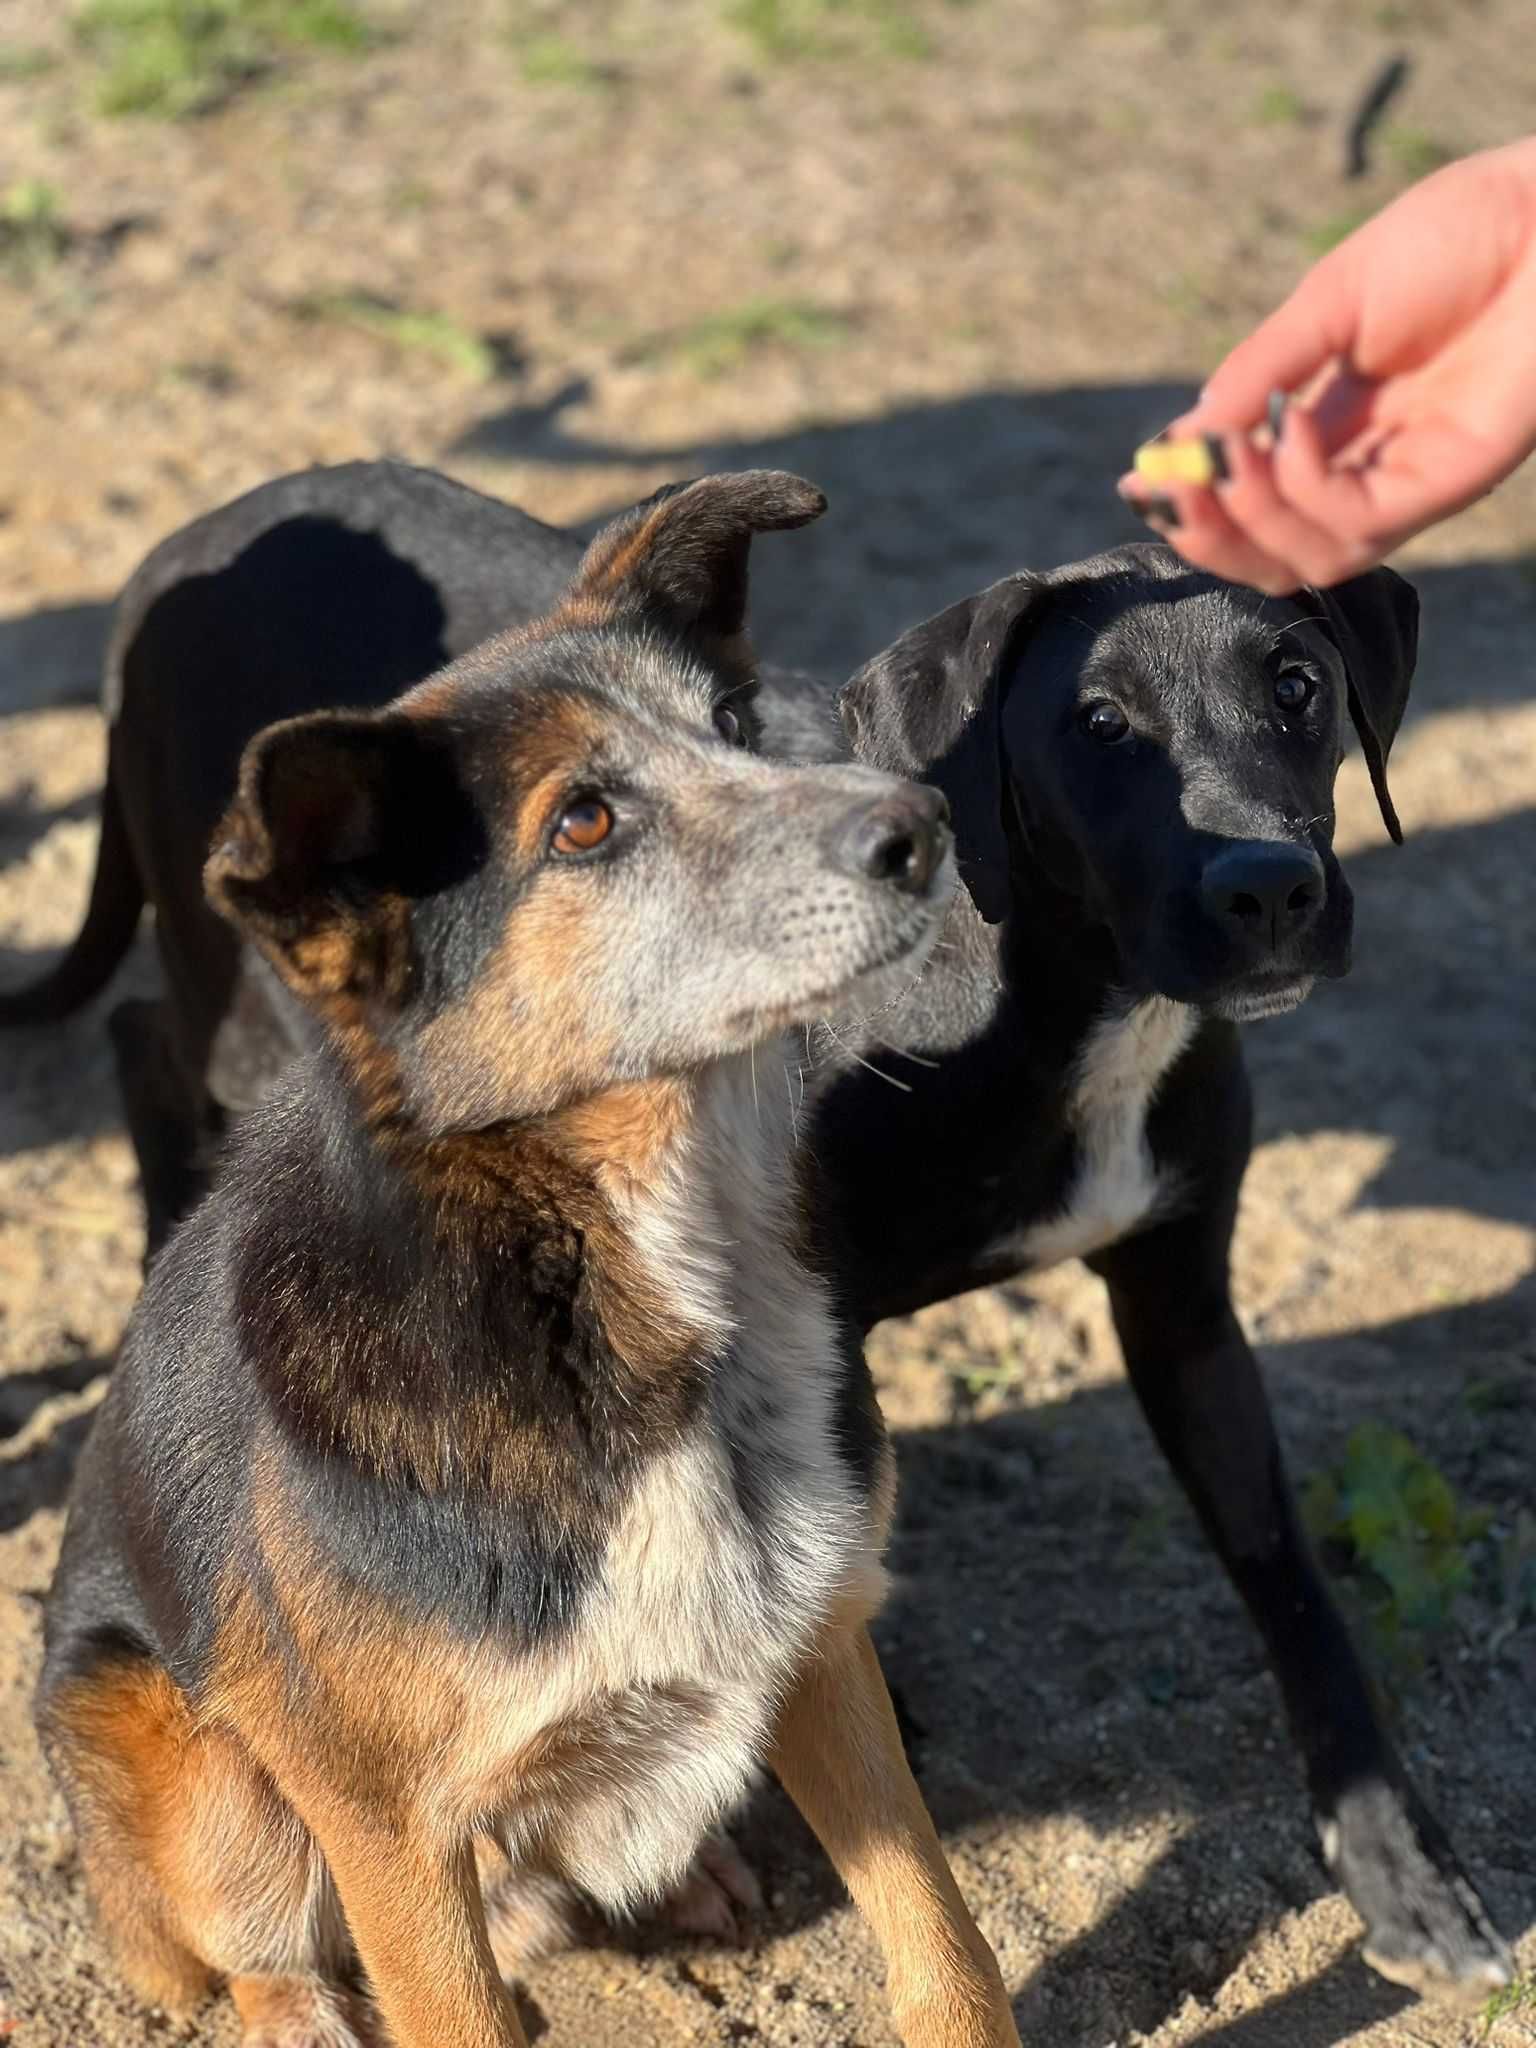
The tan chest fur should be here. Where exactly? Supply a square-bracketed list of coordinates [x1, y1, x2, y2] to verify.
[224, 1052, 884, 1914]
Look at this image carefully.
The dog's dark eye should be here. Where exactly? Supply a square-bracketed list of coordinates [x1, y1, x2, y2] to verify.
[1274, 669, 1315, 713]
[552, 799, 613, 856]
[713, 702, 745, 747]
[1081, 701, 1132, 746]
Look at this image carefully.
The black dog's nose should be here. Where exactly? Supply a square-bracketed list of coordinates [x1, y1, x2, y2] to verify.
[1201, 841, 1324, 943]
[832, 783, 949, 895]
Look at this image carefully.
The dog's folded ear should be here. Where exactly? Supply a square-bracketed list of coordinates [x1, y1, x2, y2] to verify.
[1310, 567, 1419, 845]
[839, 574, 1044, 924]
[205, 711, 478, 1001]
[564, 470, 827, 677]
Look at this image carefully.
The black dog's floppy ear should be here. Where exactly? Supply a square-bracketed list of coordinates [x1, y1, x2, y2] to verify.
[1309, 566, 1419, 845]
[205, 710, 477, 1001]
[839, 574, 1044, 924]
[566, 470, 826, 677]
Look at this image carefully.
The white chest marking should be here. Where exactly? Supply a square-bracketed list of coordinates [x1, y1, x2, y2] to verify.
[478, 1052, 879, 1914]
[1020, 997, 1195, 1270]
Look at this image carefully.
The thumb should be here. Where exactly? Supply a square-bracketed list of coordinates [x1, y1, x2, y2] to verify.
[1173, 259, 1360, 436]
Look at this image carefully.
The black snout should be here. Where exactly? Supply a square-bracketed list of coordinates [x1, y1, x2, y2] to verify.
[831, 783, 949, 895]
[1200, 841, 1324, 947]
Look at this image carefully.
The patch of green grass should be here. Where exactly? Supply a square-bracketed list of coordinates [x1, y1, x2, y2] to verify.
[1303, 1424, 1491, 1675]
[1158, 270, 1211, 321]
[387, 176, 435, 214]
[950, 1356, 1027, 1403]
[289, 293, 505, 380]
[1253, 82, 1306, 125]
[639, 295, 852, 378]
[0, 43, 60, 79]
[512, 32, 617, 88]
[74, 0, 372, 120]
[0, 179, 70, 280]
[1493, 1508, 1536, 1634]
[1464, 1374, 1527, 1416]
[1384, 125, 1457, 180]
[1301, 207, 1373, 258]
[1096, 101, 1143, 136]
[1374, 0, 1445, 25]
[724, 0, 934, 63]
[1482, 1974, 1536, 2040]
[1119, 1500, 1174, 1567]
[165, 356, 239, 392]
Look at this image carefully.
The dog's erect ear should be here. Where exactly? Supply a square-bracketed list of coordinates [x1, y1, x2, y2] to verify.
[839, 575, 1043, 924]
[565, 470, 826, 672]
[205, 711, 478, 1001]
[1309, 566, 1419, 845]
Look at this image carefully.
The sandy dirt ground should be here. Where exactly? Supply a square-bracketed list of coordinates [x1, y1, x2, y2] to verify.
[1, 2, 1533, 2043]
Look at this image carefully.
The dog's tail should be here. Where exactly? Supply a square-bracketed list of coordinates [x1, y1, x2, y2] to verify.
[0, 765, 144, 1026]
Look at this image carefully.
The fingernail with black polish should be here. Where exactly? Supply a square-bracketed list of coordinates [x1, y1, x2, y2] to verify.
[1202, 433, 1231, 483]
[1132, 492, 1182, 531]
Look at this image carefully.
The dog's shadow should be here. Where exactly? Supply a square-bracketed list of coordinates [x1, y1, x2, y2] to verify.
[449, 377, 1536, 719]
[0, 1352, 110, 1535]
[1240, 802, 1536, 1238]
[735, 1292, 1531, 2040]
[528, 1280, 1527, 2043]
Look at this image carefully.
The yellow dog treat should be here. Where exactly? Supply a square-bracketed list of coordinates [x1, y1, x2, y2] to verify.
[1132, 435, 1229, 488]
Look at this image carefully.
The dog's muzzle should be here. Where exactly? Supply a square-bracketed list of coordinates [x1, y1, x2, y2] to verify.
[1176, 838, 1348, 1019]
[1199, 841, 1324, 956]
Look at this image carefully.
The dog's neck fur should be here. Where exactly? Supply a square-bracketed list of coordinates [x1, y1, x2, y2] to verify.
[872, 856, 1148, 1059]
[241, 1040, 828, 1488]
[814, 866, 1205, 1325]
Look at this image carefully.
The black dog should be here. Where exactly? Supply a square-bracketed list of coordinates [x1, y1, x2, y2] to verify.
[3, 463, 1512, 1997]
[0, 463, 588, 1250]
[820, 551, 1511, 1998]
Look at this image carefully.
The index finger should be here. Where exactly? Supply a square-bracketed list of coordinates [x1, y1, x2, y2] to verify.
[1170, 256, 1360, 436]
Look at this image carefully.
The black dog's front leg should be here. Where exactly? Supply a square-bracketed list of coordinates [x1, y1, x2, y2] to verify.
[1091, 1213, 1512, 2002]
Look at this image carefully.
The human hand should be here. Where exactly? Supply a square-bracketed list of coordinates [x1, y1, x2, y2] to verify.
[1118, 136, 1536, 592]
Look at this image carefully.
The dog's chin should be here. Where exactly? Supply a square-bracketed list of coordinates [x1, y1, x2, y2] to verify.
[732, 914, 947, 1045]
[1204, 975, 1317, 1023]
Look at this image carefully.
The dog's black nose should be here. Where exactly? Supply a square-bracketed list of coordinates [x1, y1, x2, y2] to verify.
[1201, 841, 1324, 944]
[832, 784, 949, 895]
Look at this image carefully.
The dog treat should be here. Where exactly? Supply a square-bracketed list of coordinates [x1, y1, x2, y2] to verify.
[1132, 433, 1229, 488]
[1134, 395, 1288, 488]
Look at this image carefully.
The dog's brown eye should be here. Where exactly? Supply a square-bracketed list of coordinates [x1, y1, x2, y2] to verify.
[713, 702, 745, 746]
[1082, 701, 1131, 745]
[552, 800, 613, 855]
[1274, 670, 1314, 713]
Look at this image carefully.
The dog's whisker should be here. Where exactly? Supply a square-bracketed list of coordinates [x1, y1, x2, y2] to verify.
[784, 1062, 803, 1143]
[819, 1017, 912, 1094]
[872, 1038, 940, 1069]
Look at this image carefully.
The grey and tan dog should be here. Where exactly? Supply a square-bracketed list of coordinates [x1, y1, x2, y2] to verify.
[34, 470, 1019, 2048]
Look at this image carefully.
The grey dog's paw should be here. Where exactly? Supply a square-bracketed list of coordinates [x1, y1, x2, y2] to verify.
[1322, 1783, 1513, 2005]
[484, 1832, 762, 1974]
[232, 1974, 383, 2048]
[651, 1830, 764, 1945]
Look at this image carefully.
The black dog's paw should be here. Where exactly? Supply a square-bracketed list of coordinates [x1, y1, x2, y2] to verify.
[1321, 1781, 1513, 2006]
